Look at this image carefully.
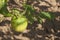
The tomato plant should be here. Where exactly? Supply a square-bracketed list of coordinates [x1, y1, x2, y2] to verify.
[0, 0, 55, 32]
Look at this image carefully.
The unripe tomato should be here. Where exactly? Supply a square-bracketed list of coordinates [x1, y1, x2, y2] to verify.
[11, 16, 28, 32]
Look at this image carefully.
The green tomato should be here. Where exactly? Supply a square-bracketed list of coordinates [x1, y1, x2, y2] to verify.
[11, 16, 28, 32]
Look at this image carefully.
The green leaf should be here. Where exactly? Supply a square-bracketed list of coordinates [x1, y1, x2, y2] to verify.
[40, 12, 55, 20]
[0, 5, 12, 17]
[23, 4, 35, 24]
[24, 4, 35, 14]
[25, 11, 34, 24]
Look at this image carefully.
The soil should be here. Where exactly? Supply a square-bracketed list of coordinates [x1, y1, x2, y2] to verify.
[0, 0, 60, 40]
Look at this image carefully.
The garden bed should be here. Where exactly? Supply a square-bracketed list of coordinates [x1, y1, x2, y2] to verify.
[0, 0, 60, 40]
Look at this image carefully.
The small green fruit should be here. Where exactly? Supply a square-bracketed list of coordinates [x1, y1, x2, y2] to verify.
[11, 16, 28, 32]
